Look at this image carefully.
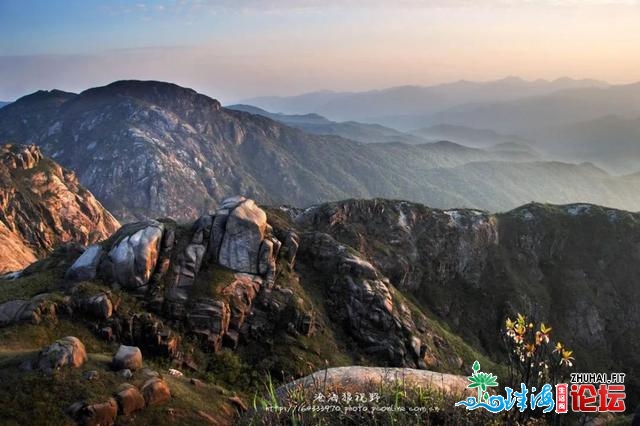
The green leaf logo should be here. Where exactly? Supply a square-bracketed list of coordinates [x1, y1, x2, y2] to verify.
[466, 361, 499, 403]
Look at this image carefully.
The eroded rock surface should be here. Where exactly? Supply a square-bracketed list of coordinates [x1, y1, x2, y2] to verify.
[0, 144, 119, 274]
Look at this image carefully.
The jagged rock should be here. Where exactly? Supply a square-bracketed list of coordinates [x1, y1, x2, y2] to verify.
[258, 237, 281, 286]
[0, 294, 57, 326]
[244, 285, 315, 339]
[299, 232, 412, 366]
[218, 198, 268, 274]
[0, 144, 119, 274]
[281, 231, 299, 268]
[165, 215, 213, 309]
[68, 398, 118, 426]
[101, 221, 164, 291]
[115, 313, 179, 358]
[141, 377, 171, 406]
[115, 384, 145, 416]
[187, 299, 230, 351]
[112, 345, 143, 371]
[37, 336, 87, 373]
[221, 273, 262, 341]
[65, 245, 103, 282]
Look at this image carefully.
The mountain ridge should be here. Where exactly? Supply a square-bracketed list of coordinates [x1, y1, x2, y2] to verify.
[2, 80, 640, 222]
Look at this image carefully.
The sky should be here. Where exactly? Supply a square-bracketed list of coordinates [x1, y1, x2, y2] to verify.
[1, 0, 639, 103]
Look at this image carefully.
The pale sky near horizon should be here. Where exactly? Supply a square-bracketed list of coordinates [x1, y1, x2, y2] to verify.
[1, 0, 639, 102]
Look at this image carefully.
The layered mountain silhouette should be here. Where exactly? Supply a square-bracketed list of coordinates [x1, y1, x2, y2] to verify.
[241, 77, 608, 123]
[243, 78, 640, 174]
[1, 80, 640, 223]
[227, 104, 426, 144]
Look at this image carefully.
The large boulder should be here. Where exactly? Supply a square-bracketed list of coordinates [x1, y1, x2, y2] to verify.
[101, 221, 164, 290]
[37, 336, 87, 373]
[141, 377, 171, 406]
[115, 384, 145, 416]
[218, 198, 268, 274]
[276, 367, 473, 403]
[65, 244, 103, 282]
[112, 345, 143, 371]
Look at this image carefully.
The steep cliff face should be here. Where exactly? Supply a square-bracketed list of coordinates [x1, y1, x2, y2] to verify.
[0, 144, 120, 273]
[294, 199, 640, 399]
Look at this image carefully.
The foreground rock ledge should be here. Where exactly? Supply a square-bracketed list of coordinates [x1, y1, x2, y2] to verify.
[276, 366, 473, 402]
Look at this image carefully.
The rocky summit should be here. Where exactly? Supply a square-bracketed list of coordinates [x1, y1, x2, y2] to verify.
[1, 192, 640, 423]
[0, 144, 119, 274]
[0, 195, 496, 424]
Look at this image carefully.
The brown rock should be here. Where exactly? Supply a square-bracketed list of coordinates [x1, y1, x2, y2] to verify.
[0, 144, 119, 274]
[141, 377, 171, 406]
[115, 384, 145, 416]
[69, 398, 118, 426]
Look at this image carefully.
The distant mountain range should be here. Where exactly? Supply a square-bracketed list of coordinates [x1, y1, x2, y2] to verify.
[242, 78, 640, 174]
[1, 80, 640, 222]
[241, 77, 608, 123]
[226, 104, 426, 144]
[0, 102, 10, 109]
[411, 124, 532, 149]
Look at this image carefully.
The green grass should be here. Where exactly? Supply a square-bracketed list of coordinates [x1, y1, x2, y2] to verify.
[0, 269, 64, 304]
[189, 263, 236, 300]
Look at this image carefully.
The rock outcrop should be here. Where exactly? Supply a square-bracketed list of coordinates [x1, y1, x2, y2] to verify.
[60, 196, 305, 357]
[0, 144, 119, 273]
[299, 232, 424, 367]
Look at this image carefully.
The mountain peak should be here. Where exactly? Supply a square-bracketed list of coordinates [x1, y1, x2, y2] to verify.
[13, 89, 76, 106]
[77, 80, 222, 112]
